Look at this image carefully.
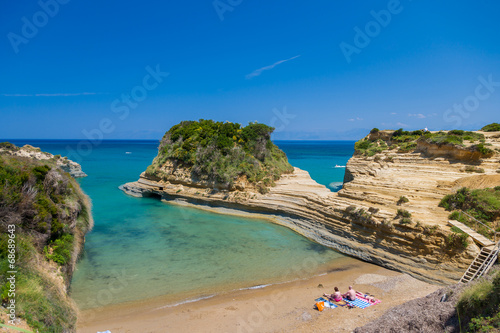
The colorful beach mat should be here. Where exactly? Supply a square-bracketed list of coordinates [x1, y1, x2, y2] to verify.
[314, 297, 338, 309]
[344, 294, 381, 309]
[315, 293, 380, 310]
[343, 297, 371, 309]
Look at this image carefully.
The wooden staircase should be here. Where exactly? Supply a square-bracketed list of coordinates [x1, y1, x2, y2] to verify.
[447, 219, 499, 283]
[460, 244, 499, 283]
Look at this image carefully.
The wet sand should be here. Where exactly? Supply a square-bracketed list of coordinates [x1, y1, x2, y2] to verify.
[77, 257, 440, 333]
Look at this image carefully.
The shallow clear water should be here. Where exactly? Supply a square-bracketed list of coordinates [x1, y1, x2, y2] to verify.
[6, 139, 354, 309]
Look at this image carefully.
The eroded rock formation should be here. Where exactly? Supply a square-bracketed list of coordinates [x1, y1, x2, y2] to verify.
[121, 131, 500, 285]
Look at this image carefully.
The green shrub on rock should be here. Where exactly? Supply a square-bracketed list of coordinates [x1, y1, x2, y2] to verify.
[397, 196, 409, 205]
[396, 209, 412, 218]
[147, 120, 294, 190]
[481, 123, 500, 132]
[441, 187, 500, 240]
[399, 217, 412, 225]
[457, 269, 500, 332]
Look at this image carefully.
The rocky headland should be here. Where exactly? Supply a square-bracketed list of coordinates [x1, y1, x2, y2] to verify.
[121, 122, 500, 285]
[0, 142, 87, 178]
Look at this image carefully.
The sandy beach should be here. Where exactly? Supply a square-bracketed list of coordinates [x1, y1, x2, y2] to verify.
[77, 257, 440, 333]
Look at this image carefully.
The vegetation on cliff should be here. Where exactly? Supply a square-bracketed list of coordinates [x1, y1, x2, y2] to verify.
[440, 187, 500, 240]
[354, 128, 493, 157]
[0, 144, 93, 332]
[457, 268, 500, 332]
[145, 120, 294, 192]
[481, 123, 500, 132]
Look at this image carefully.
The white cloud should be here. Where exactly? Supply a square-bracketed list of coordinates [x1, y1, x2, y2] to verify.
[396, 122, 408, 127]
[1, 92, 105, 97]
[391, 112, 397, 115]
[408, 113, 426, 119]
[246, 55, 301, 79]
[348, 117, 363, 122]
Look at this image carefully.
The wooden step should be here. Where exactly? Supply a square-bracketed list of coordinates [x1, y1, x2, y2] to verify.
[448, 220, 495, 247]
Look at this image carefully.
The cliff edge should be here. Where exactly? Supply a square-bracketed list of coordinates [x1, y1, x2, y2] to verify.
[0, 143, 93, 332]
[0, 142, 87, 178]
[121, 123, 500, 285]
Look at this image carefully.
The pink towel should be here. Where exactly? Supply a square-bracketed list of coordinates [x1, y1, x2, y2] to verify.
[355, 292, 381, 305]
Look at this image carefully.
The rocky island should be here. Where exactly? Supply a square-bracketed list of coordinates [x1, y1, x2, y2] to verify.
[0, 143, 93, 332]
[122, 120, 500, 286]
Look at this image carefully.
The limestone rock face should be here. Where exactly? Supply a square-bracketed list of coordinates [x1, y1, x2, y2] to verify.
[0, 144, 87, 178]
[121, 131, 500, 285]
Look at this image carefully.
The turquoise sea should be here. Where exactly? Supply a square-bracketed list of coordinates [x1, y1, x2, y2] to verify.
[6, 140, 355, 309]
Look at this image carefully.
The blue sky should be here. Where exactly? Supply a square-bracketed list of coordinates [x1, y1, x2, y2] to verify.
[1, 0, 499, 140]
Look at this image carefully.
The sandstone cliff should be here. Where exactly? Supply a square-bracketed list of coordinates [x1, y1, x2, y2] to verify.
[121, 130, 500, 285]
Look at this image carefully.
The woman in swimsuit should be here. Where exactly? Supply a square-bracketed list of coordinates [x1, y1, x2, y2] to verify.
[323, 287, 342, 302]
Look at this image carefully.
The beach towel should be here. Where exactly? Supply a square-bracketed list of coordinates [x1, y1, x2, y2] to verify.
[357, 293, 381, 306]
[343, 297, 371, 309]
[333, 299, 348, 307]
[343, 294, 381, 309]
[314, 297, 338, 309]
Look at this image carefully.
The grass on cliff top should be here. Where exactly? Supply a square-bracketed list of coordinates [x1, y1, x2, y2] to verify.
[457, 269, 500, 332]
[354, 128, 492, 156]
[0, 145, 92, 331]
[481, 123, 500, 132]
[0, 142, 20, 151]
[0, 234, 77, 332]
[354, 138, 389, 156]
[440, 187, 500, 240]
[146, 120, 294, 191]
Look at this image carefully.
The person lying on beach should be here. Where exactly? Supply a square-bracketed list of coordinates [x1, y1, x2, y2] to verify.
[343, 286, 357, 301]
[356, 291, 376, 303]
[323, 287, 342, 302]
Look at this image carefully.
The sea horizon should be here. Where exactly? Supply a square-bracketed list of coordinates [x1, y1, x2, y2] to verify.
[1, 138, 358, 142]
